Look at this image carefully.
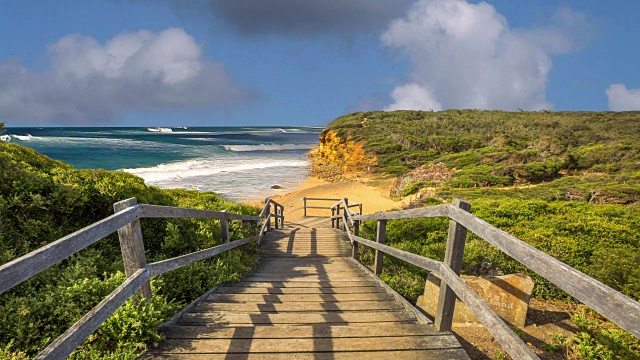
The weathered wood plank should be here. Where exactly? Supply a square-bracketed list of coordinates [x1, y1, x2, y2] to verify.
[349, 235, 442, 274]
[144, 349, 470, 360]
[179, 311, 416, 325]
[231, 281, 378, 288]
[148, 335, 460, 354]
[439, 265, 537, 360]
[192, 301, 404, 313]
[0, 205, 140, 295]
[353, 205, 449, 221]
[435, 199, 470, 332]
[148, 237, 252, 276]
[207, 293, 395, 303]
[448, 205, 640, 339]
[35, 269, 150, 360]
[140, 204, 259, 221]
[374, 220, 387, 275]
[161, 323, 437, 339]
[114, 198, 151, 298]
[216, 286, 386, 294]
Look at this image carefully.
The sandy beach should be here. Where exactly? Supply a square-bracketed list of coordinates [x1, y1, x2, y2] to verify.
[250, 175, 406, 219]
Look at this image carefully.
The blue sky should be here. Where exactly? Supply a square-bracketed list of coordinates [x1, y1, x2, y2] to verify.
[1, 0, 639, 127]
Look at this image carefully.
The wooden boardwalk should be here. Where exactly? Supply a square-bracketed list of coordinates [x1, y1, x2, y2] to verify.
[146, 217, 470, 359]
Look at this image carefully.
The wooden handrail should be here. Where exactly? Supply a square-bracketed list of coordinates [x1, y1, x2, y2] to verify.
[1, 197, 273, 360]
[0, 205, 141, 295]
[140, 204, 259, 221]
[339, 198, 640, 359]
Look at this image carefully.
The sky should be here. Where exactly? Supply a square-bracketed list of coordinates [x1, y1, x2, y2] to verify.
[1, 0, 639, 127]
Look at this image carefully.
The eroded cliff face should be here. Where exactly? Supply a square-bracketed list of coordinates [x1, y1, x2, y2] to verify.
[309, 130, 377, 182]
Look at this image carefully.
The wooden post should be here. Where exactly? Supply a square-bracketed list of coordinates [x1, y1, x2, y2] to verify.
[331, 207, 335, 228]
[343, 198, 349, 231]
[352, 238, 359, 260]
[354, 220, 360, 237]
[113, 198, 151, 299]
[266, 201, 271, 232]
[303, 197, 307, 217]
[336, 204, 340, 230]
[220, 220, 229, 243]
[359, 203, 363, 216]
[274, 206, 279, 230]
[375, 220, 387, 275]
[435, 198, 471, 332]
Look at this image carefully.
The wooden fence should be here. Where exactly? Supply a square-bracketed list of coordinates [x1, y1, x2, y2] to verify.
[330, 198, 640, 360]
[0, 197, 282, 360]
[283, 197, 361, 218]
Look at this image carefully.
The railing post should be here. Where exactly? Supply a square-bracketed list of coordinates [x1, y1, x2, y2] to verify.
[303, 197, 307, 217]
[375, 220, 387, 275]
[274, 205, 279, 230]
[435, 198, 471, 332]
[353, 219, 361, 261]
[343, 198, 349, 232]
[266, 201, 271, 232]
[336, 204, 341, 230]
[359, 203, 363, 216]
[280, 205, 285, 227]
[113, 198, 151, 299]
[354, 220, 360, 236]
[331, 207, 335, 228]
[220, 211, 229, 243]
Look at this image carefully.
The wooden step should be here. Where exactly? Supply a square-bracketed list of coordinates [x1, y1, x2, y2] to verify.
[192, 301, 404, 313]
[216, 286, 386, 294]
[145, 349, 470, 359]
[230, 281, 378, 288]
[178, 311, 416, 325]
[207, 293, 395, 303]
[148, 334, 460, 354]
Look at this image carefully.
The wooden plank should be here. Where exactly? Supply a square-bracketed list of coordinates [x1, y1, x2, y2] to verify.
[220, 218, 229, 244]
[207, 293, 395, 303]
[179, 311, 416, 325]
[216, 286, 386, 294]
[161, 323, 437, 339]
[353, 205, 449, 221]
[36, 269, 150, 360]
[144, 349, 470, 360]
[148, 237, 252, 276]
[439, 265, 537, 360]
[435, 199, 470, 332]
[304, 197, 342, 201]
[140, 204, 258, 221]
[349, 235, 442, 274]
[114, 198, 151, 298]
[448, 205, 640, 339]
[147, 335, 460, 354]
[231, 281, 379, 288]
[374, 220, 387, 275]
[0, 205, 140, 295]
[192, 301, 404, 313]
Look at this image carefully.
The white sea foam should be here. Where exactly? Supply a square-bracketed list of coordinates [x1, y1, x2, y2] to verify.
[23, 136, 185, 150]
[222, 144, 312, 152]
[122, 157, 308, 183]
[12, 134, 32, 141]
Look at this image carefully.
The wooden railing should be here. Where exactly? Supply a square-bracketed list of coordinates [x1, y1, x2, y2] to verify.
[0, 197, 280, 360]
[283, 197, 361, 218]
[330, 199, 640, 360]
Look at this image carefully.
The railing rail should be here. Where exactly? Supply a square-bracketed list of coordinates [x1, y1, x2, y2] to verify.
[333, 198, 640, 360]
[0, 197, 280, 360]
[282, 197, 359, 217]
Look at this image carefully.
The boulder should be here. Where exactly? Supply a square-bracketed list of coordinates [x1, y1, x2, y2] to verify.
[416, 273, 534, 327]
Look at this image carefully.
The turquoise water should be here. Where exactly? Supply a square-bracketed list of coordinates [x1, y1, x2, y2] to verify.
[4, 126, 322, 201]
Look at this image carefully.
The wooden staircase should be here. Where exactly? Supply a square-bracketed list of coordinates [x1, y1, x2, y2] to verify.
[146, 217, 470, 359]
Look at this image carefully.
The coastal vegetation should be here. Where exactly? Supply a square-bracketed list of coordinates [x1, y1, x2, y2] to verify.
[0, 122, 259, 359]
[313, 110, 640, 358]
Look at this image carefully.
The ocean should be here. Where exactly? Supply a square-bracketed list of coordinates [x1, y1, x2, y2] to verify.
[3, 126, 323, 202]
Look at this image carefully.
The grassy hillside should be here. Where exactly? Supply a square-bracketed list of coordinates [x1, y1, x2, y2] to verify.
[0, 125, 259, 359]
[319, 111, 640, 358]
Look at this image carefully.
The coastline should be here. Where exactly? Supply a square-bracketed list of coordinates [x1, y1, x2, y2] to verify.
[248, 175, 405, 217]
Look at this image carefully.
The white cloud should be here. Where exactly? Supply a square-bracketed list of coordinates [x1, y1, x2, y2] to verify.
[381, 0, 590, 111]
[0, 28, 254, 124]
[606, 84, 640, 111]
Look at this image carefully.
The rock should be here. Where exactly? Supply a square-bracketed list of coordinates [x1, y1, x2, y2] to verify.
[416, 273, 534, 327]
[270, 184, 283, 189]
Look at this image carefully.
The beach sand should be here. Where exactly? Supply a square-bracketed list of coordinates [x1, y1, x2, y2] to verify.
[250, 175, 406, 219]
